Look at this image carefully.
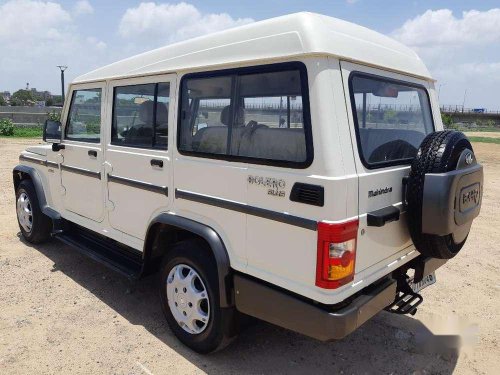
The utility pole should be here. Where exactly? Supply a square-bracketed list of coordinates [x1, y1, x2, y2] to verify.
[462, 89, 467, 113]
[57, 65, 68, 104]
[438, 83, 445, 101]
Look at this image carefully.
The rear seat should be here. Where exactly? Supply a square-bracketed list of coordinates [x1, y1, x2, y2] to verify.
[192, 106, 306, 162]
[238, 127, 305, 162]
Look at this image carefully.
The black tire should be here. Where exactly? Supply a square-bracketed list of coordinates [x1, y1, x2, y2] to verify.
[159, 239, 236, 353]
[407, 130, 473, 259]
[15, 179, 52, 244]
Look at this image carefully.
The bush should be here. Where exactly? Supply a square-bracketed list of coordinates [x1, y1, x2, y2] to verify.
[0, 118, 15, 136]
[47, 110, 61, 122]
[441, 113, 454, 128]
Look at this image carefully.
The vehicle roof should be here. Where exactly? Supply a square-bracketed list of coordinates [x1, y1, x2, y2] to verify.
[74, 12, 432, 84]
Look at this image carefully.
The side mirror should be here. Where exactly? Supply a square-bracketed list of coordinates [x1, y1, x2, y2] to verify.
[43, 119, 62, 143]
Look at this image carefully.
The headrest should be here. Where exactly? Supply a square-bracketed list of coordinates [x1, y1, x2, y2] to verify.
[138, 100, 154, 124]
[220, 105, 244, 126]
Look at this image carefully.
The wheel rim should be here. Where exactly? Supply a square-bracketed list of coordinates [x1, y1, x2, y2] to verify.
[17, 192, 33, 233]
[166, 264, 210, 334]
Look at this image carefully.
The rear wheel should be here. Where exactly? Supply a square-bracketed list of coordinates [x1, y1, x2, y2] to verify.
[15, 179, 52, 244]
[159, 239, 236, 353]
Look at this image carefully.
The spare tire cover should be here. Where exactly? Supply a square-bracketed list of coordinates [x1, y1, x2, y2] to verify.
[406, 130, 478, 259]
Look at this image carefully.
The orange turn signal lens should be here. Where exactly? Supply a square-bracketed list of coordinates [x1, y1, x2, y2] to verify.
[316, 220, 358, 289]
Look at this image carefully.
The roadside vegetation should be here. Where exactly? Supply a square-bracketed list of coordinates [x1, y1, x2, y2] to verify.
[2, 113, 500, 141]
[0, 119, 43, 138]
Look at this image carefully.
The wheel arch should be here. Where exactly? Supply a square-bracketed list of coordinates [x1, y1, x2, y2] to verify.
[13, 164, 60, 220]
[143, 213, 233, 307]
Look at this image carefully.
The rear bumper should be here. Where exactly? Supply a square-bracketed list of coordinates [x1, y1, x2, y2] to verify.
[234, 275, 397, 341]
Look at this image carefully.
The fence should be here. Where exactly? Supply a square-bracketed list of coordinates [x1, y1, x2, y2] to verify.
[0, 106, 62, 125]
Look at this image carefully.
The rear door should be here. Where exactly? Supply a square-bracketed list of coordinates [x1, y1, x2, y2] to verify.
[340, 62, 435, 272]
[105, 75, 175, 240]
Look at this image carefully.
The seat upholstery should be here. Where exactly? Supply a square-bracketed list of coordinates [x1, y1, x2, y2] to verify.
[192, 105, 306, 162]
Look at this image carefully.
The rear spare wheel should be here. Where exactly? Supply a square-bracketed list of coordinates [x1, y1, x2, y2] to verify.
[406, 130, 483, 259]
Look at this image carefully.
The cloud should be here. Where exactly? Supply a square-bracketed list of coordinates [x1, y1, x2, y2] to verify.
[0, 0, 107, 93]
[0, 0, 72, 43]
[73, 0, 94, 16]
[392, 8, 500, 47]
[118, 2, 254, 48]
[391, 8, 500, 109]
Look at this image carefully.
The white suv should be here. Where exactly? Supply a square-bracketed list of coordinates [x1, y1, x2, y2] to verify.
[13, 13, 483, 353]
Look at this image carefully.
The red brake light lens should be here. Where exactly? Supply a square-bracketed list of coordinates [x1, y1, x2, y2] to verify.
[316, 219, 359, 289]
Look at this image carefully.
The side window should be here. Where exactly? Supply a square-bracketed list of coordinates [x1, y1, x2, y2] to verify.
[155, 83, 170, 149]
[350, 74, 434, 167]
[236, 70, 306, 162]
[178, 65, 311, 166]
[65, 88, 102, 143]
[178, 76, 233, 155]
[112, 82, 170, 149]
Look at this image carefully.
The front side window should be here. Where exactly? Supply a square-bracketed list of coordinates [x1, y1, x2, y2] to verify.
[65, 88, 102, 142]
[350, 73, 434, 167]
[178, 64, 311, 166]
[112, 82, 170, 149]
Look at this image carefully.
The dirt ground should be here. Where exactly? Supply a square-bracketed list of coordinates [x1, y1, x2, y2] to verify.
[0, 137, 498, 375]
[464, 132, 500, 139]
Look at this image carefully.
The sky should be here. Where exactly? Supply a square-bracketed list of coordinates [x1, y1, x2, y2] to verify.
[1, 0, 499, 110]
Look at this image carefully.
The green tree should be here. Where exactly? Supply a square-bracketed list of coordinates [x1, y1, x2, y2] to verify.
[0, 96, 5, 106]
[11, 90, 35, 106]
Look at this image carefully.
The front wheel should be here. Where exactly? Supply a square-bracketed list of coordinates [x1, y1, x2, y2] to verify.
[15, 179, 52, 244]
[159, 239, 236, 353]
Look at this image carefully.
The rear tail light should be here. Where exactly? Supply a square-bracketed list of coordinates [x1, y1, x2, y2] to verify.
[316, 219, 359, 289]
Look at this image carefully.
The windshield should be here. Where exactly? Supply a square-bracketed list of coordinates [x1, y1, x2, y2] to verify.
[350, 73, 434, 168]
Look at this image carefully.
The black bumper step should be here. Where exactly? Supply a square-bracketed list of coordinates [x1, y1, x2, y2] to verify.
[54, 223, 143, 280]
[385, 290, 423, 315]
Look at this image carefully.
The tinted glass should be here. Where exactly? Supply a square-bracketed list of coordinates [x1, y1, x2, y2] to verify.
[112, 83, 155, 147]
[178, 76, 233, 155]
[155, 83, 170, 149]
[178, 67, 309, 164]
[235, 70, 306, 162]
[112, 82, 170, 149]
[65, 88, 101, 142]
[351, 74, 434, 166]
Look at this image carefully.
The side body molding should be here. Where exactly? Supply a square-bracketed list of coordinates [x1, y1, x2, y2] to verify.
[145, 213, 233, 307]
[12, 164, 60, 220]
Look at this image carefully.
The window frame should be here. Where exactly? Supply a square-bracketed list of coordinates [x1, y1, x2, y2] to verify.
[110, 82, 170, 150]
[64, 88, 103, 144]
[177, 61, 314, 169]
[348, 71, 435, 170]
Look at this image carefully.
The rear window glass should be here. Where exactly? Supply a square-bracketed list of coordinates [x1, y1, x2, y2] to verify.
[350, 74, 434, 167]
[112, 82, 170, 149]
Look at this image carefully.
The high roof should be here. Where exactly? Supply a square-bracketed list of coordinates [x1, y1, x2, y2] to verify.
[74, 12, 432, 83]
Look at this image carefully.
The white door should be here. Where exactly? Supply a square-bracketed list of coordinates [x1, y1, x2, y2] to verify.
[60, 84, 106, 222]
[174, 71, 248, 268]
[105, 75, 176, 240]
[340, 61, 435, 271]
